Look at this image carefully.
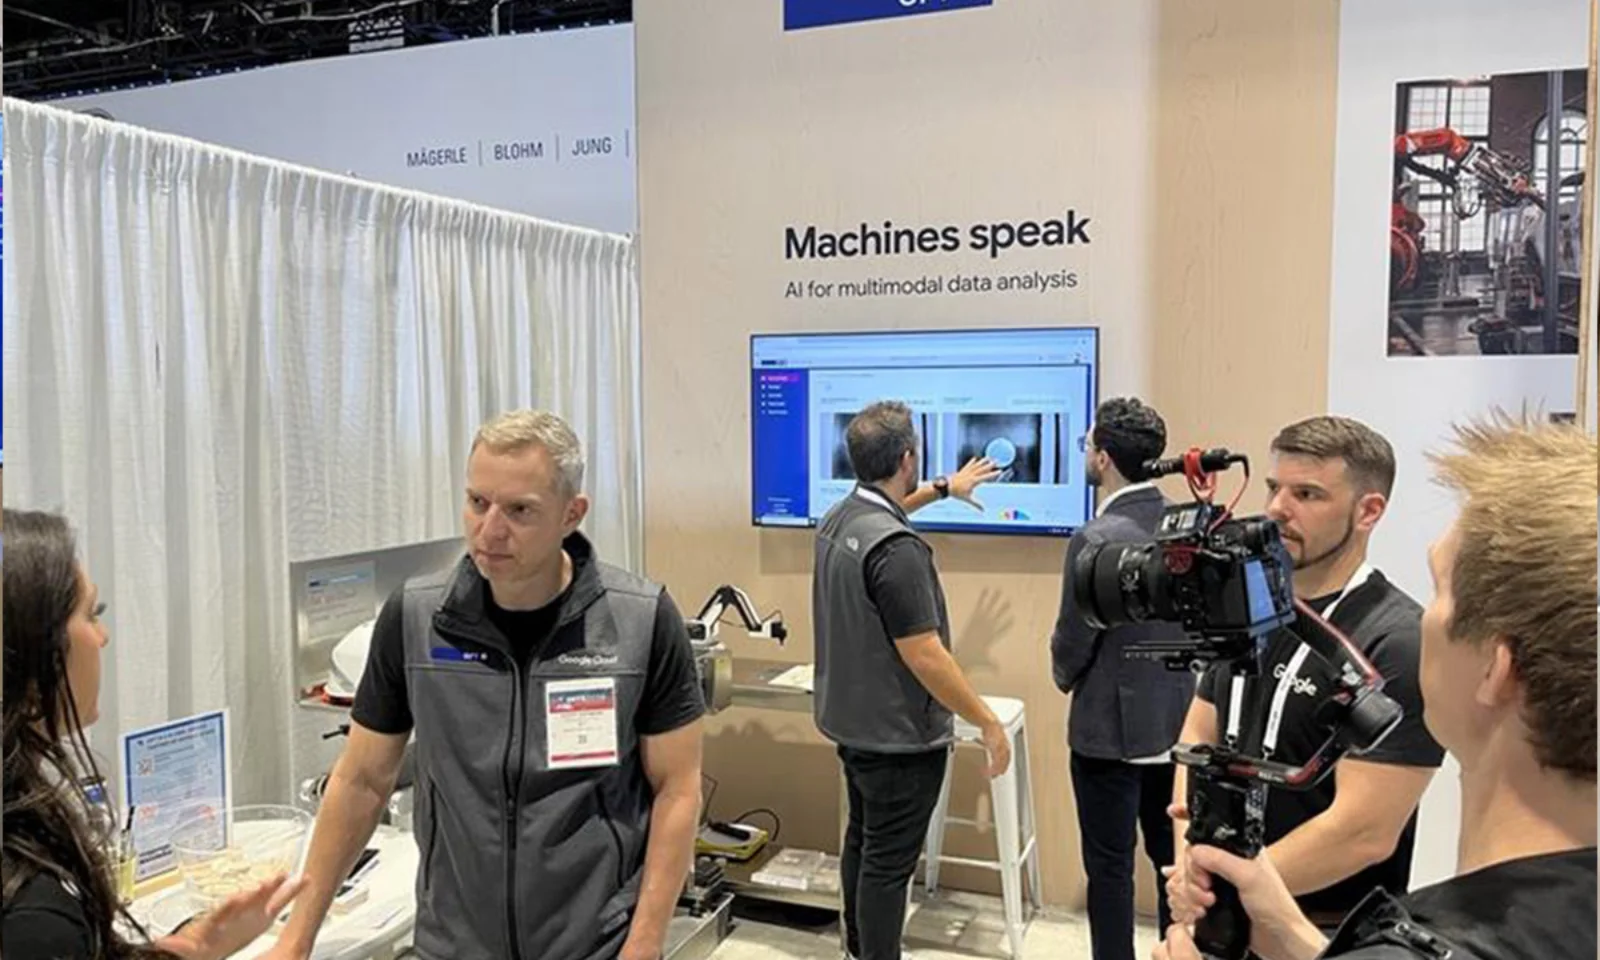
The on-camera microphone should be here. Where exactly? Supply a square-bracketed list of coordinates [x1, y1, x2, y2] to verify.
[1142, 448, 1247, 479]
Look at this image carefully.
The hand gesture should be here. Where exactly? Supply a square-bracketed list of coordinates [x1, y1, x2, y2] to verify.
[619, 927, 665, 960]
[159, 873, 307, 960]
[1153, 923, 1205, 960]
[979, 721, 1012, 779]
[619, 940, 663, 960]
[1160, 831, 1328, 960]
[1162, 802, 1207, 926]
[253, 939, 313, 960]
[948, 457, 1004, 509]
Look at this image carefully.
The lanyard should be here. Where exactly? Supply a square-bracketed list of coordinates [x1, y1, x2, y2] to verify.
[1227, 563, 1375, 754]
[1319, 562, 1374, 621]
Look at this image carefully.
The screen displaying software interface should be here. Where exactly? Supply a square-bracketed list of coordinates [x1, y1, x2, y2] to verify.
[751, 327, 1098, 535]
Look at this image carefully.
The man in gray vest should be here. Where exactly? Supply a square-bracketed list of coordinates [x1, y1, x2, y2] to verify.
[264, 410, 707, 960]
[1051, 397, 1195, 960]
[814, 400, 1011, 960]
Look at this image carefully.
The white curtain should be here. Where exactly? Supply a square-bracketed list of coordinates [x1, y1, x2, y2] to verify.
[2, 97, 643, 804]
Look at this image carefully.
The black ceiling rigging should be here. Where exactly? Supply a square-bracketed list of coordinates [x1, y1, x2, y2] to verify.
[4, 0, 633, 101]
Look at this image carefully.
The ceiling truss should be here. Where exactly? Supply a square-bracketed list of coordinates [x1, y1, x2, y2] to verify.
[4, 0, 632, 100]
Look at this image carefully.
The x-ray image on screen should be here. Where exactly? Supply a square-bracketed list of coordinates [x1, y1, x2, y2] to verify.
[938, 413, 1046, 484]
[826, 412, 857, 480]
[753, 327, 1099, 534]
[1054, 413, 1077, 485]
[823, 410, 929, 481]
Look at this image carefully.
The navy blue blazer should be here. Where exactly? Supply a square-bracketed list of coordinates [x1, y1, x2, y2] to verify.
[1050, 485, 1196, 760]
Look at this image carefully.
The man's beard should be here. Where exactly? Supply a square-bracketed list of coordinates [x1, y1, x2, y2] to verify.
[1085, 461, 1103, 488]
[1291, 511, 1357, 571]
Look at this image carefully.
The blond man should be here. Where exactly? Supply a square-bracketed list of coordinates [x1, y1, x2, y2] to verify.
[266, 410, 706, 960]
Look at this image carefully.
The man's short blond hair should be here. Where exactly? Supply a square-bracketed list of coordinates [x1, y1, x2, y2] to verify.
[472, 409, 585, 498]
[1428, 411, 1597, 781]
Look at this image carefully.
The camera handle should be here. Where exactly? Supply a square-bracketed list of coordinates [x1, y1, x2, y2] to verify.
[1184, 761, 1268, 959]
[1171, 605, 1405, 959]
[1198, 874, 1250, 959]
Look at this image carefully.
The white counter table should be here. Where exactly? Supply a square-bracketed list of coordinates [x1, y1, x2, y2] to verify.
[132, 825, 419, 960]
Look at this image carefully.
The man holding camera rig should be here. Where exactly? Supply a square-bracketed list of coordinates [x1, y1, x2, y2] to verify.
[1051, 397, 1196, 960]
[1156, 413, 1596, 960]
[1169, 417, 1445, 930]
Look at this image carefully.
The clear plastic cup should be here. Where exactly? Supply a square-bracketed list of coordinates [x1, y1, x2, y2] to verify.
[167, 804, 311, 908]
[112, 832, 139, 904]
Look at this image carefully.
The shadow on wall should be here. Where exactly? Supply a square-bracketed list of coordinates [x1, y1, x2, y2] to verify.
[949, 587, 1014, 678]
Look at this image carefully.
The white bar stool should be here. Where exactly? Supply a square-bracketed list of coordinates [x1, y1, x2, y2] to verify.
[922, 695, 1042, 958]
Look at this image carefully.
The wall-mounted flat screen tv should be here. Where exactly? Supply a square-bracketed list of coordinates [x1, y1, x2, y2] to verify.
[750, 326, 1099, 536]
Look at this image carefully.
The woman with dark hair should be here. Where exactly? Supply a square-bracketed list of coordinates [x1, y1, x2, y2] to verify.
[2, 508, 304, 959]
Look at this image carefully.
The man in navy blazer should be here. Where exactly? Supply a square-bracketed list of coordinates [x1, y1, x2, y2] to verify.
[1052, 397, 1194, 960]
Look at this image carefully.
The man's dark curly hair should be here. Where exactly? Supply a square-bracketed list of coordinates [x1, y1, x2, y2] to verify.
[1091, 397, 1167, 483]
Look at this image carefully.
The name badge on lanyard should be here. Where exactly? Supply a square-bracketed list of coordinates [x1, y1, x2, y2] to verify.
[1227, 564, 1375, 756]
[546, 677, 620, 770]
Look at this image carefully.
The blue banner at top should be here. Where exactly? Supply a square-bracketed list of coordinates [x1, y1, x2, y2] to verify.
[784, 0, 994, 31]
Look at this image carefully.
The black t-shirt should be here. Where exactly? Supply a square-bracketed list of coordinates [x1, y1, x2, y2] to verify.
[352, 578, 705, 739]
[487, 588, 566, 668]
[2, 872, 94, 960]
[1328, 848, 1597, 960]
[864, 534, 945, 640]
[1196, 571, 1445, 918]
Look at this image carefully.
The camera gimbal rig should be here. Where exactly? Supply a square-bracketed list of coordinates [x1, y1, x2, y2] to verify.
[1175, 602, 1403, 958]
[1133, 450, 1405, 959]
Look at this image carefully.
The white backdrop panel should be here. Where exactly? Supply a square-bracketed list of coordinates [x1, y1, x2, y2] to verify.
[1329, 0, 1590, 890]
[3, 97, 640, 807]
[57, 24, 636, 235]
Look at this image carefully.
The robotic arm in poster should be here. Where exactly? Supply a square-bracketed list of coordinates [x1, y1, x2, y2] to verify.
[1389, 119, 1583, 356]
[1071, 449, 1403, 960]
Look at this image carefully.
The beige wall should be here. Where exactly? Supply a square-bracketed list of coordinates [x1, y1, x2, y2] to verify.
[1149, 1, 1338, 486]
[637, 0, 1338, 909]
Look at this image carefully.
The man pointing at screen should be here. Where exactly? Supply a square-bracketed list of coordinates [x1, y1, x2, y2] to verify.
[813, 400, 1008, 960]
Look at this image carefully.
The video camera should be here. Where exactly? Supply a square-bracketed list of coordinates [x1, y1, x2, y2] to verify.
[1072, 448, 1297, 665]
[1069, 448, 1403, 960]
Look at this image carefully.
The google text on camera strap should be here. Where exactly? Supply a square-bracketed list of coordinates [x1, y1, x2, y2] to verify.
[1226, 563, 1376, 758]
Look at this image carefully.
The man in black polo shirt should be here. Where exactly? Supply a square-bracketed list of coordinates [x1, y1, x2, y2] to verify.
[1169, 416, 1444, 930]
[813, 400, 1008, 960]
[1156, 414, 1595, 960]
[264, 410, 707, 960]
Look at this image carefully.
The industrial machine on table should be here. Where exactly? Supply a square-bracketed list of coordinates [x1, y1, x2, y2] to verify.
[688, 585, 788, 864]
[685, 587, 848, 917]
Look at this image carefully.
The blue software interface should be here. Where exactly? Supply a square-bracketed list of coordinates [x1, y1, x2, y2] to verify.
[751, 327, 1099, 536]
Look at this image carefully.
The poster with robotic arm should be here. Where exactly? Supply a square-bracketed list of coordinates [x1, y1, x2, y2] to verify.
[1387, 67, 1588, 357]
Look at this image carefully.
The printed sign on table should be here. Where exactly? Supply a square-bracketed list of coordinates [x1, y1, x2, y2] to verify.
[120, 709, 231, 883]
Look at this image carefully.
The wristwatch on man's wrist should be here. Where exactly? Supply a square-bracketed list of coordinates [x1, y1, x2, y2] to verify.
[933, 476, 951, 499]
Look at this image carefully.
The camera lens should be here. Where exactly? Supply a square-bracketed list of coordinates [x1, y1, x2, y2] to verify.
[1070, 540, 1169, 630]
[1242, 518, 1281, 552]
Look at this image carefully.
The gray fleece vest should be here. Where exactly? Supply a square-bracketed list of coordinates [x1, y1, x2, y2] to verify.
[813, 487, 954, 753]
[401, 547, 659, 960]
